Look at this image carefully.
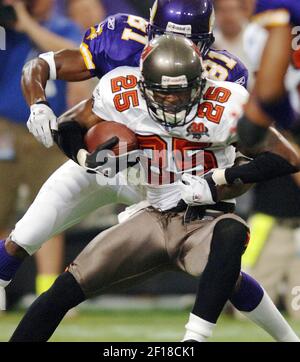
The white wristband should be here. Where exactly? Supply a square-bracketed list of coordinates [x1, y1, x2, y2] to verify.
[39, 52, 57, 80]
[212, 169, 227, 186]
[77, 149, 89, 167]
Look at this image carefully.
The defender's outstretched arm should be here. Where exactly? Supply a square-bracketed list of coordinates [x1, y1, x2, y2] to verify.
[21, 49, 93, 148]
[238, 25, 293, 146]
[212, 127, 300, 188]
[22, 49, 92, 106]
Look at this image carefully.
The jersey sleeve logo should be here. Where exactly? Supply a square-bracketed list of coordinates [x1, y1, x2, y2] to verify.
[234, 76, 246, 86]
[85, 25, 103, 41]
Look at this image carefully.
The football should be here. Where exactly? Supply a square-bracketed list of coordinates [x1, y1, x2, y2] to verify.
[84, 121, 139, 156]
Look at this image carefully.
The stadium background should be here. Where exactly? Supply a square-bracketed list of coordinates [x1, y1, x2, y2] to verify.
[1, 0, 300, 341]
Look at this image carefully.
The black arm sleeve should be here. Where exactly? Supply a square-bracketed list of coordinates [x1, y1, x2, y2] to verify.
[53, 121, 87, 164]
[237, 114, 268, 148]
[224, 152, 298, 185]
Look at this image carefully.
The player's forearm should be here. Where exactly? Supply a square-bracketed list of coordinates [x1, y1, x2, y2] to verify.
[21, 58, 49, 106]
[247, 127, 300, 169]
[201, 158, 254, 204]
[221, 152, 298, 185]
[212, 129, 300, 186]
[214, 157, 254, 200]
[53, 49, 93, 82]
[255, 26, 291, 105]
[244, 26, 292, 129]
[216, 183, 253, 202]
[58, 99, 100, 129]
[238, 26, 293, 145]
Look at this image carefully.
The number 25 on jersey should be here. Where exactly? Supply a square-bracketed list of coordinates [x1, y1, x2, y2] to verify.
[198, 87, 232, 124]
[111, 75, 139, 112]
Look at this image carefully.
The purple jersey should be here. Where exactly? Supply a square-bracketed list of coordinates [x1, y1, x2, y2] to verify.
[80, 13, 248, 88]
[254, 0, 300, 27]
[204, 49, 248, 88]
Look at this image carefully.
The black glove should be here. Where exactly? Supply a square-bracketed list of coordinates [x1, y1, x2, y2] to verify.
[85, 137, 119, 169]
[82, 137, 119, 175]
[80, 137, 140, 177]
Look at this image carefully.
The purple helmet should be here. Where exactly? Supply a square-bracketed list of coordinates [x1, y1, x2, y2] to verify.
[148, 0, 215, 55]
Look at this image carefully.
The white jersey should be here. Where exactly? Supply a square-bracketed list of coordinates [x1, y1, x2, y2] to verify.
[93, 66, 249, 211]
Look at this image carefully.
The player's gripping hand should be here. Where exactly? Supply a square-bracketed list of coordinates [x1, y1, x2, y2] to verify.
[181, 173, 218, 206]
[27, 102, 57, 148]
[78, 137, 140, 177]
[77, 137, 140, 177]
[77, 137, 119, 176]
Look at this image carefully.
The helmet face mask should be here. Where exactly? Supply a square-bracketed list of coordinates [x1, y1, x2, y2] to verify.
[148, 0, 215, 56]
[139, 78, 203, 128]
[196, 34, 215, 56]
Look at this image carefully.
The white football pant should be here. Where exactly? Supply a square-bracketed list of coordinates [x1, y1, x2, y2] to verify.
[9, 160, 142, 255]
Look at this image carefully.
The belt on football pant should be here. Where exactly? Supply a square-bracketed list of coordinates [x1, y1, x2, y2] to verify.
[165, 200, 236, 224]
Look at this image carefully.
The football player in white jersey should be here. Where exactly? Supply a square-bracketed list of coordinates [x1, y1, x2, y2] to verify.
[2, 1, 298, 301]
[10, 35, 299, 342]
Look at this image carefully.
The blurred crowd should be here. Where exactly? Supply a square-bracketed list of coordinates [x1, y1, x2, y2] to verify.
[1, 0, 300, 318]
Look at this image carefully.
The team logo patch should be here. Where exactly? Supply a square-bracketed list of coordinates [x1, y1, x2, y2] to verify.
[86, 25, 103, 40]
[187, 122, 209, 140]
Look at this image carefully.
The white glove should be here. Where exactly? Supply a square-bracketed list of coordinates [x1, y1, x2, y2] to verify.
[181, 173, 217, 206]
[27, 103, 57, 148]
